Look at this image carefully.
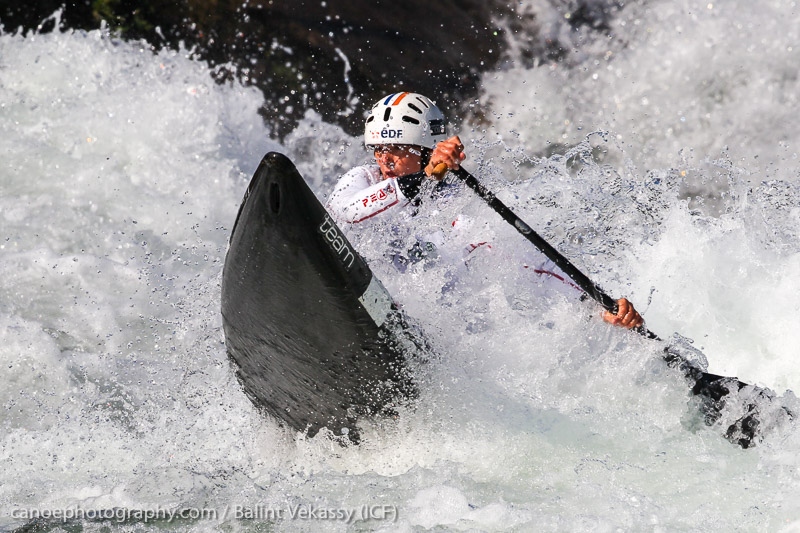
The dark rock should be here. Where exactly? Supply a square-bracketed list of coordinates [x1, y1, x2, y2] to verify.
[199, 0, 507, 137]
[1, 0, 621, 138]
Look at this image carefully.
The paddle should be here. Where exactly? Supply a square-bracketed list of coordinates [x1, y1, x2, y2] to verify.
[432, 163, 790, 448]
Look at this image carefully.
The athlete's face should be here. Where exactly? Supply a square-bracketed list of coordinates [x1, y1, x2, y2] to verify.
[373, 144, 422, 179]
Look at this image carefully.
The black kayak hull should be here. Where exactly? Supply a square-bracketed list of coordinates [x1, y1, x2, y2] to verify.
[221, 152, 419, 440]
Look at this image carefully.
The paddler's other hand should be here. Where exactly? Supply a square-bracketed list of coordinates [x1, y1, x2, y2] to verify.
[425, 136, 466, 180]
[603, 298, 644, 329]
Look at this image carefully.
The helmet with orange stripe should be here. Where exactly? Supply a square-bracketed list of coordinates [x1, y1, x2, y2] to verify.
[364, 92, 447, 149]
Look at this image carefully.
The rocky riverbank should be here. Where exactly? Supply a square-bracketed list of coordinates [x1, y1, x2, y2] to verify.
[2, 0, 619, 137]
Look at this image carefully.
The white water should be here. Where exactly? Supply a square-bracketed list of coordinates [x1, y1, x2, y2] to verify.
[1, 4, 800, 532]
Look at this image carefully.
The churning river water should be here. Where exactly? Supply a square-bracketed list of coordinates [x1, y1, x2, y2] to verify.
[2, 2, 800, 531]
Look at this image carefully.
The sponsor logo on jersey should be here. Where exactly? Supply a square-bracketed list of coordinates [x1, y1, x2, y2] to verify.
[319, 214, 355, 269]
[361, 183, 396, 207]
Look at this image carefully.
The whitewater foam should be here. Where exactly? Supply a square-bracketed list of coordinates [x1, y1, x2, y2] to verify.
[2, 10, 800, 532]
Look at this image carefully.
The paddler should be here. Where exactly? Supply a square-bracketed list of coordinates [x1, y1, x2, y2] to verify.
[327, 92, 643, 329]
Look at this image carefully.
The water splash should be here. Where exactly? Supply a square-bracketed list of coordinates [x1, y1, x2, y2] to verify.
[2, 9, 800, 533]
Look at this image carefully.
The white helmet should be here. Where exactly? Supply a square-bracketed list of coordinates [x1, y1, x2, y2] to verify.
[364, 92, 447, 149]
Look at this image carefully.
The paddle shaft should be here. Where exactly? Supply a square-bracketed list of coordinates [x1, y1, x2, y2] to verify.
[450, 166, 662, 339]
[452, 168, 619, 306]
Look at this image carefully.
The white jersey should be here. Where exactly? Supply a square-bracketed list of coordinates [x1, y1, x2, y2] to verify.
[326, 165, 413, 224]
[326, 165, 581, 297]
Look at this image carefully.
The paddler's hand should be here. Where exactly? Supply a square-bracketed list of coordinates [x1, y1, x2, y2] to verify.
[603, 298, 644, 329]
[425, 136, 466, 180]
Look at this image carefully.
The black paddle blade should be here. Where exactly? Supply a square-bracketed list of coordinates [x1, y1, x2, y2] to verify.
[664, 340, 794, 448]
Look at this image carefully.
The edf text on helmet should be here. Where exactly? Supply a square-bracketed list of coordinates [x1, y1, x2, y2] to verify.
[381, 129, 403, 139]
